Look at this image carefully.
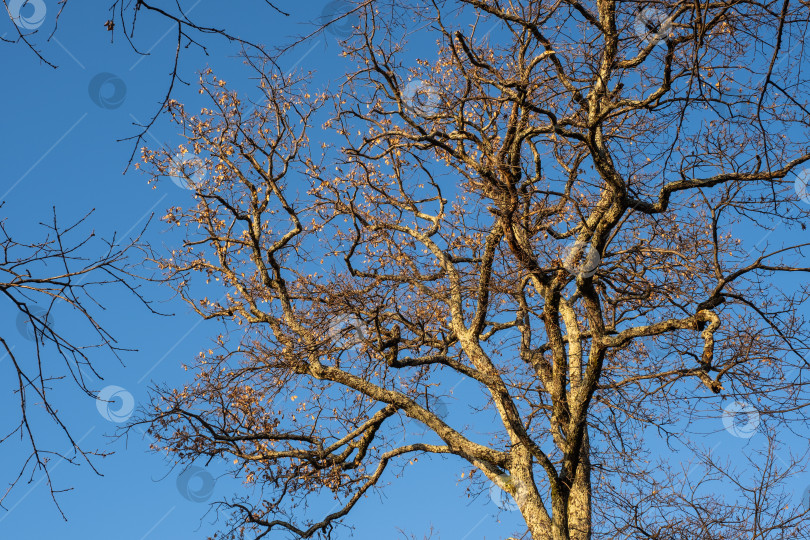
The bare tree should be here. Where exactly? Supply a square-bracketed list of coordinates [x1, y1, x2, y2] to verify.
[2, 0, 290, 162]
[138, 1, 810, 538]
[0, 206, 152, 515]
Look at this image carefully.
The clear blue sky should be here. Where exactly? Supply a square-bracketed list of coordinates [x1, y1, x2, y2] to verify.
[3, 2, 809, 539]
[0, 1, 527, 538]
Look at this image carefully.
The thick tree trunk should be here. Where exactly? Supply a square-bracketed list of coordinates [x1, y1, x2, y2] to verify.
[511, 448, 554, 538]
[522, 502, 554, 539]
[568, 431, 592, 540]
[518, 431, 592, 540]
